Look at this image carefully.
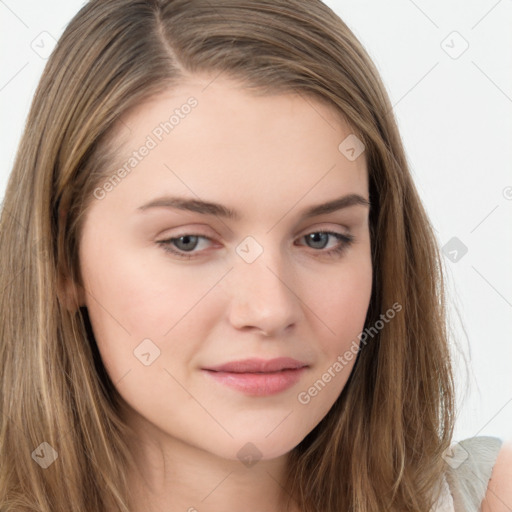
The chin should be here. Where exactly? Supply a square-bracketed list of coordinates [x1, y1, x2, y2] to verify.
[217, 430, 307, 463]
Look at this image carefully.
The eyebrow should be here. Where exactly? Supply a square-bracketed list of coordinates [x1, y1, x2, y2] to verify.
[137, 193, 370, 220]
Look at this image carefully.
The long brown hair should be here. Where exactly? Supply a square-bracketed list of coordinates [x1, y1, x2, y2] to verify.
[0, 0, 455, 510]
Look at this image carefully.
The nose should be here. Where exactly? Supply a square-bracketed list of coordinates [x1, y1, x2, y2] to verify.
[226, 246, 303, 338]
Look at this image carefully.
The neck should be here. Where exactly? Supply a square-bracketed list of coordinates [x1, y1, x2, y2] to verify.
[123, 413, 299, 512]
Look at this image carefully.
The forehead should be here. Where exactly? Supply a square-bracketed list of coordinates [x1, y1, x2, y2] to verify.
[95, 76, 368, 216]
[111, 75, 362, 159]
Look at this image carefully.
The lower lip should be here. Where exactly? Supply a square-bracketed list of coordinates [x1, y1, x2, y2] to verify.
[202, 367, 307, 396]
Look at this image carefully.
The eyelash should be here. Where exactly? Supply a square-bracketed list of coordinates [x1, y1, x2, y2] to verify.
[157, 231, 355, 260]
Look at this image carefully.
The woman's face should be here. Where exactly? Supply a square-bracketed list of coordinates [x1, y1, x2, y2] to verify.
[77, 75, 372, 462]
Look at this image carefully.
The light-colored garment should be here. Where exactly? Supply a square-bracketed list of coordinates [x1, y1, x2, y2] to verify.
[434, 436, 503, 511]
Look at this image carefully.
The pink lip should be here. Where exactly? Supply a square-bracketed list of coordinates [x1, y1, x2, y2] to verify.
[202, 357, 308, 396]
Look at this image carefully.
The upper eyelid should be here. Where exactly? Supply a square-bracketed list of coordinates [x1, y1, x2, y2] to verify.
[159, 229, 350, 243]
[159, 222, 352, 239]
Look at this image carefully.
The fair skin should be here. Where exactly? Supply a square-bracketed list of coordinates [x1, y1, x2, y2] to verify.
[75, 76, 372, 512]
[482, 441, 512, 512]
[68, 74, 512, 511]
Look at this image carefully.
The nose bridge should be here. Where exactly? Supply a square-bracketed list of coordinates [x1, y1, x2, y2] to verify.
[227, 235, 301, 335]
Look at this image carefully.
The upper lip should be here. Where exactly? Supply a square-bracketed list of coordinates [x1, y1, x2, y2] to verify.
[203, 357, 308, 373]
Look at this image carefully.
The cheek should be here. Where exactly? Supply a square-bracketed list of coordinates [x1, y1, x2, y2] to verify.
[294, 259, 372, 421]
[79, 236, 228, 384]
[78, 243, 178, 368]
[310, 255, 372, 353]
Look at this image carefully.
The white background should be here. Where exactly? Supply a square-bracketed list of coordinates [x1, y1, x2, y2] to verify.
[1, 0, 511, 443]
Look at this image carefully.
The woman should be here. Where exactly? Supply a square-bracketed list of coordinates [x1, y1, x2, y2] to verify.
[0, 0, 510, 511]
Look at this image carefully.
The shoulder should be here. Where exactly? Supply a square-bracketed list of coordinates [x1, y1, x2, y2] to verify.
[481, 439, 512, 512]
[443, 436, 505, 512]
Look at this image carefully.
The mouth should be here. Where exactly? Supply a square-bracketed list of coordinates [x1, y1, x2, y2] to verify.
[201, 357, 309, 396]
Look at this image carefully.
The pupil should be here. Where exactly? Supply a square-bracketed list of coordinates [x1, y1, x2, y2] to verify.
[176, 235, 198, 251]
[309, 233, 327, 249]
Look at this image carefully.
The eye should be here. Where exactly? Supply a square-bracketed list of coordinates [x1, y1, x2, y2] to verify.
[157, 230, 355, 260]
[157, 234, 212, 259]
[296, 231, 355, 258]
